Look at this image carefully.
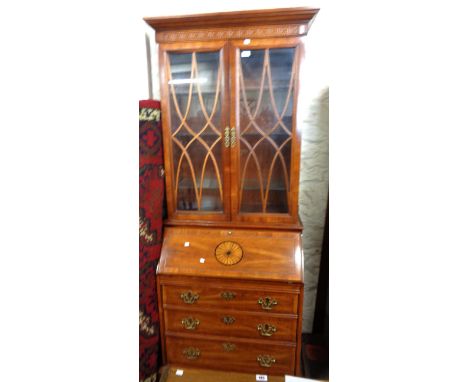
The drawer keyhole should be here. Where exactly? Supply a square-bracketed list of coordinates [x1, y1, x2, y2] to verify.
[220, 291, 236, 300]
[222, 342, 236, 352]
[222, 315, 236, 325]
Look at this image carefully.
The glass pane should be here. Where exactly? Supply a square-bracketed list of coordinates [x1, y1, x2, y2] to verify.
[168, 51, 224, 212]
[238, 47, 296, 213]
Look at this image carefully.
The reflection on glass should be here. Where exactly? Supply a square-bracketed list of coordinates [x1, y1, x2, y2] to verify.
[238, 47, 297, 213]
[168, 51, 223, 212]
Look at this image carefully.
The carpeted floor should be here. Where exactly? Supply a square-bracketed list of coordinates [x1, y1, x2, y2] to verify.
[302, 333, 329, 380]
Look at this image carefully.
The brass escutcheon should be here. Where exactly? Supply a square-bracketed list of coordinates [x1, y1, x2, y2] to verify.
[258, 296, 278, 310]
[181, 317, 200, 330]
[222, 342, 236, 352]
[257, 323, 277, 337]
[220, 291, 236, 301]
[257, 354, 276, 367]
[183, 347, 200, 360]
[222, 315, 236, 325]
[180, 291, 199, 304]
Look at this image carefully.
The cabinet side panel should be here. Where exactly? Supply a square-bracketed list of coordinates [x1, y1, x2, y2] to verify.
[295, 284, 304, 375]
[288, 41, 304, 223]
[159, 48, 176, 220]
[157, 276, 167, 364]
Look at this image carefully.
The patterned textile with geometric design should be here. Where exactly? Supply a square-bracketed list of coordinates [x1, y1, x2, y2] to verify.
[139, 100, 164, 382]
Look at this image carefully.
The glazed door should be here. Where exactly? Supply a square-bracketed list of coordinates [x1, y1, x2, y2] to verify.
[230, 38, 302, 225]
[160, 42, 231, 222]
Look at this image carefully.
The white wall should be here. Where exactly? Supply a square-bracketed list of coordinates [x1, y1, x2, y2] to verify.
[140, 1, 329, 333]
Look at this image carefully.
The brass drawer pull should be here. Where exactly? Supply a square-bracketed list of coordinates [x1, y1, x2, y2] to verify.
[181, 317, 200, 330]
[220, 291, 236, 300]
[257, 354, 276, 367]
[183, 347, 200, 360]
[180, 291, 199, 304]
[222, 342, 236, 352]
[257, 323, 277, 337]
[258, 296, 278, 310]
[222, 315, 236, 325]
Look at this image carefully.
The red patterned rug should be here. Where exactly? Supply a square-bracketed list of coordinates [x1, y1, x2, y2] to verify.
[139, 100, 164, 382]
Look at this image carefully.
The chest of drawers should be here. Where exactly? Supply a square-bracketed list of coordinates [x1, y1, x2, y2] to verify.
[157, 227, 304, 375]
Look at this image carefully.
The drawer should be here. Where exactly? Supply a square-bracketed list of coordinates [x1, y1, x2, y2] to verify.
[164, 309, 297, 342]
[162, 284, 298, 314]
[165, 335, 296, 375]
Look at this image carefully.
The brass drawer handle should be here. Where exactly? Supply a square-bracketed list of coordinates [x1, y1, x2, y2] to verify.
[222, 315, 236, 325]
[257, 323, 277, 337]
[183, 347, 200, 360]
[258, 296, 278, 310]
[257, 354, 276, 368]
[230, 127, 236, 147]
[222, 342, 236, 352]
[220, 291, 236, 300]
[180, 291, 199, 304]
[181, 317, 200, 330]
[224, 127, 230, 147]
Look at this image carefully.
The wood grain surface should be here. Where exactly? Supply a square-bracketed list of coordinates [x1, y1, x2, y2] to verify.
[159, 365, 286, 382]
[165, 334, 296, 374]
[161, 279, 300, 314]
[144, 7, 319, 34]
[158, 227, 303, 282]
[164, 308, 297, 342]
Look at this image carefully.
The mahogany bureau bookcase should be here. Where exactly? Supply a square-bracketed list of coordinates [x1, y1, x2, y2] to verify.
[144, 7, 319, 376]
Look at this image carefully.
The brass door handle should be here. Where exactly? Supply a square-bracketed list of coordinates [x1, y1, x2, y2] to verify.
[180, 291, 199, 304]
[230, 127, 236, 147]
[183, 347, 200, 360]
[220, 291, 236, 300]
[257, 354, 276, 367]
[181, 317, 200, 330]
[224, 127, 230, 147]
[258, 296, 278, 310]
[257, 323, 277, 337]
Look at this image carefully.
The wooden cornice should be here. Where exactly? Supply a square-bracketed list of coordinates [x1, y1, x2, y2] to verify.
[144, 7, 319, 35]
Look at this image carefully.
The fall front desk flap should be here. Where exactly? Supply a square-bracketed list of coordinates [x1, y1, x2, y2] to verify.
[158, 227, 303, 283]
